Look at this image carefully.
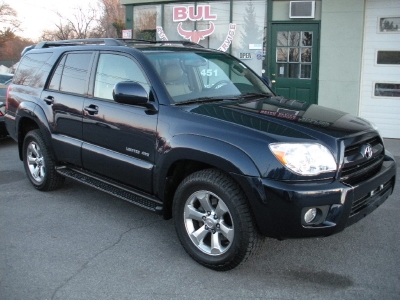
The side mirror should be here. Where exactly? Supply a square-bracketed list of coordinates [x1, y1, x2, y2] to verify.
[113, 81, 149, 106]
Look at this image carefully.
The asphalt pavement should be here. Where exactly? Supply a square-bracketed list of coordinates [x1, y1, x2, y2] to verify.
[0, 136, 399, 300]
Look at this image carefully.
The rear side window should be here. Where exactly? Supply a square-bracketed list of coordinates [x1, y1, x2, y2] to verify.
[13, 52, 53, 88]
[49, 52, 93, 95]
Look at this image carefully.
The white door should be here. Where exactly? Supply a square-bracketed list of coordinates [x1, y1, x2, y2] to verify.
[359, 0, 400, 138]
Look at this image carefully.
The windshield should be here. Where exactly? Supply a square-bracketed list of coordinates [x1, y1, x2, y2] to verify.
[145, 52, 273, 103]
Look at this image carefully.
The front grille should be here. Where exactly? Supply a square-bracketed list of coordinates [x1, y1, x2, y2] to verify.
[340, 136, 384, 185]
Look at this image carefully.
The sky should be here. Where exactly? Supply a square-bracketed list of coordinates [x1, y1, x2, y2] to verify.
[7, 0, 98, 40]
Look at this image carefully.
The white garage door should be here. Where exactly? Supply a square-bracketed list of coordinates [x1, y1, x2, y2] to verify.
[359, 0, 400, 138]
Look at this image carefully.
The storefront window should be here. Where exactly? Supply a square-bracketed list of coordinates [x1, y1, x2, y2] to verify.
[232, 1, 267, 75]
[133, 5, 162, 40]
[132, 1, 268, 75]
[163, 2, 231, 49]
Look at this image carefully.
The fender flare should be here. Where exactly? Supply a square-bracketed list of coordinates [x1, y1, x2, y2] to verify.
[154, 134, 260, 197]
[16, 101, 54, 161]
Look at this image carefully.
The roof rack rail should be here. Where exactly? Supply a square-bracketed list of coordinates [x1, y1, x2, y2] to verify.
[35, 38, 126, 49]
[118, 39, 205, 48]
[31, 38, 205, 50]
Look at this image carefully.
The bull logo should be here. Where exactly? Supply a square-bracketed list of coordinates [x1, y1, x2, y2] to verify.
[177, 21, 215, 44]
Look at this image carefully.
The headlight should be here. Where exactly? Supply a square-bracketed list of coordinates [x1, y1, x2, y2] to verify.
[269, 143, 337, 175]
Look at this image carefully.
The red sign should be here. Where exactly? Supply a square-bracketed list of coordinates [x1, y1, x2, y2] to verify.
[173, 5, 217, 22]
[177, 22, 215, 43]
[156, 5, 236, 52]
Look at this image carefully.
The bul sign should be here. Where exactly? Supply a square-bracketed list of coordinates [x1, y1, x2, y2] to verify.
[173, 5, 217, 22]
[156, 5, 236, 52]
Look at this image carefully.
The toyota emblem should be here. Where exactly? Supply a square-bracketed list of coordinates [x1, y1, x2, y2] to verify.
[362, 144, 373, 159]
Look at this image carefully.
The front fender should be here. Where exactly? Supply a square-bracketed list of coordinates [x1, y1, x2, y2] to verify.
[154, 134, 260, 197]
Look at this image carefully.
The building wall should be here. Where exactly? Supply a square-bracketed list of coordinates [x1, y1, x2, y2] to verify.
[318, 0, 365, 116]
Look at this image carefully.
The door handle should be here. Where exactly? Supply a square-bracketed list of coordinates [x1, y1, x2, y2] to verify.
[43, 96, 54, 105]
[271, 80, 276, 84]
[84, 105, 99, 115]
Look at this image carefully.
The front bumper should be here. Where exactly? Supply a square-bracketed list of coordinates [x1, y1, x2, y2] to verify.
[232, 152, 397, 239]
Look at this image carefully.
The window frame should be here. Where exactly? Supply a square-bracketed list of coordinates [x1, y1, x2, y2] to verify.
[377, 16, 400, 34]
[372, 81, 400, 99]
[375, 50, 400, 66]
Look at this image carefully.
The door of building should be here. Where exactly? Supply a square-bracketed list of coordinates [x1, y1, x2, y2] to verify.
[269, 23, 319, 104]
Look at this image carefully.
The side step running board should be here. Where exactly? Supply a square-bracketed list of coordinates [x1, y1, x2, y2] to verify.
[56, 166, 163, 214]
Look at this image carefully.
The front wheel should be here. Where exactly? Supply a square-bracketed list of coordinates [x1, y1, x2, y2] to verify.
[173, 169, 263, 271]
[22, 129, 64, 191]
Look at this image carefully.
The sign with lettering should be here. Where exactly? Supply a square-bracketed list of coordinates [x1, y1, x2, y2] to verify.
[173, 5, 217, 22]
[156, 5, 236, 52]
[240, 53, 252, 60]
[122, 30, 132, 39]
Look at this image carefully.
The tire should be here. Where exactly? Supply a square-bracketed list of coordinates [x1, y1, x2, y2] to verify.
[173, 169, 263, 271]
[22, 129, 64, 191]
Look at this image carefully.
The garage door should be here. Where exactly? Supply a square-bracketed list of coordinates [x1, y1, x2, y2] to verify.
[359, 0, 400, 138]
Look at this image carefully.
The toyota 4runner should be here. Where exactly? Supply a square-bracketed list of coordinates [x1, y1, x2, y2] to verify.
[4, 39, 397, 271]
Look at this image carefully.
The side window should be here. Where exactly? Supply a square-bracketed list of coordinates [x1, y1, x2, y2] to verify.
[49, 53, 92, 95]
[60, 53, 92, 95]
[13, 52, 53, 87]
[48, 56, 66, 90]
[94, 53, 149, 100]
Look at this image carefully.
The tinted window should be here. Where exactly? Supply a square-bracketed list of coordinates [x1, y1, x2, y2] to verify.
[13, 53, 53, 87]
[57, 53, 92, 95]
[94, 53, 149, 100]
[48, 56, 66, 90]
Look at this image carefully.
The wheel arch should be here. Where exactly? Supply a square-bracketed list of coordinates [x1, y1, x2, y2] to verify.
[155, 134, 260, 220]
[16, 103, 54, 161]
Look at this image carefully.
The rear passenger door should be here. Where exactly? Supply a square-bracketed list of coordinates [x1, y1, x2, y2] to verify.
[44, 51, 95, 166]
[81, 52, 157, 193]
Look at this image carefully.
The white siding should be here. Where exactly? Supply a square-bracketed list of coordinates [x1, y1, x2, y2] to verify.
[359, 0, 400, 138]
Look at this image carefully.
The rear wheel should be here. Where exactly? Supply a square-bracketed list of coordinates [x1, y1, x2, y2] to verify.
[23, 130, 64, 191]
[173, 169, 263, 271]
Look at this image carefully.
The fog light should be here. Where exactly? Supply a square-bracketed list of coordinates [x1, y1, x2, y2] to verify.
[304, 208, 317, 224]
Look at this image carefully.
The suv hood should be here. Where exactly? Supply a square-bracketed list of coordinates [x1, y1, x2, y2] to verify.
[188, 96, 376, 140]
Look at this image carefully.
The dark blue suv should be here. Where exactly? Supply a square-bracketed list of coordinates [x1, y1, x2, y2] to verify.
[4, 39, 397, 271]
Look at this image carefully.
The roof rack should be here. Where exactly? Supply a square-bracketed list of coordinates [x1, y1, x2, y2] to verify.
[35, 38, 126, 49]
[118, 39, 205, 48]
[32, 38, 205, 50]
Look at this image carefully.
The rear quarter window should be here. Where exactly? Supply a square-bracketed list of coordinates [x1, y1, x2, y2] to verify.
[13, 52, 53, 88]
[48, 52, 93, 95]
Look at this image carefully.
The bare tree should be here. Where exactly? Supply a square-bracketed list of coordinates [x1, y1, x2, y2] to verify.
[41, 5, 100, 41]
[40, 1, 125, 41]
[97, 0, 125, 38]
[0, 1, 21, 46]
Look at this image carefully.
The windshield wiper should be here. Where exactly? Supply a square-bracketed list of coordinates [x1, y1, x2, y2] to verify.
[240, 92, 272, 100]
[174, 97, 238, 106]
